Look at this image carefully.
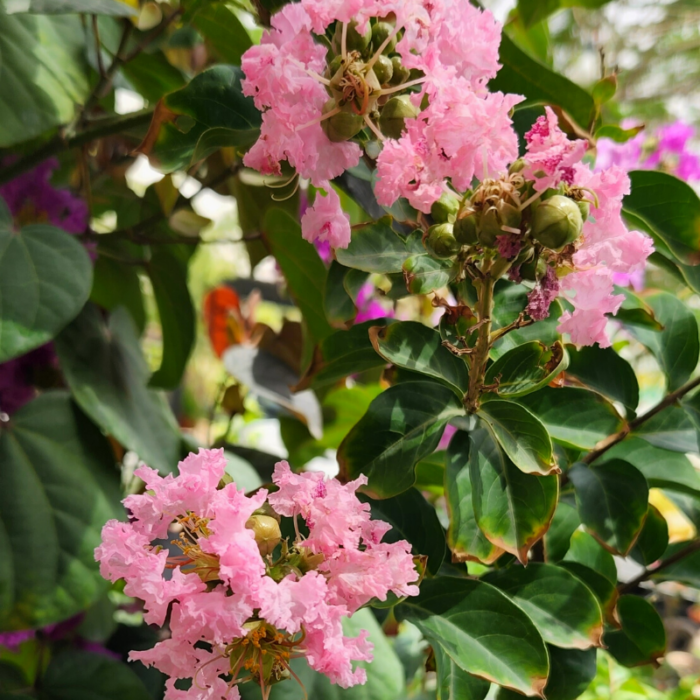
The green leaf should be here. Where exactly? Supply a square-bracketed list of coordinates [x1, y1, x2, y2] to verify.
[336, 219, 415, 274]
[338, 381, 463, 499]
[324, 261, 362, 327]
[147, 247, 195, 389]
[395, 577, 549, 697]
[90, 256, 146, 334]
[490, 33, 594, 129]
[416, 450, 446, 495]
[434, 644, 490, 700]
[568, 460, 649, 556]
[361, 488, 446, 576]
[403, 254, 458, 294]
[121, 50, 186, 103]
[628, 292, 699, 392]
[497, 646, 597, 700]
[0, 392, 122, 630]
[559, 562, 619, 627]
[623, 170, 700, 266]
[483, 563, 603, 649]
[191, 2, 252, 65]
[516, 387, 623, 450]
[296, 319, 391, 390]
[604, 596, 666, 667]
[319, 384, 383, 450]
[3, 0, 135, 13]
[0, 13, 90, 146]
[41, 651, 150, 700]
[445, 431, 505, 564]
[565, 345, 639, 415]
[591, 75, 617, 105]
[613, 286, 664, 331]
[630, 505, 668, 567]
[544, 501, 580, 562]
[0, 203, 92, 362]
[478, 400, 557, 476]
[264, 208, 333, 346]
[563, 531, 617, 584]
[55, 304, 181, 475]
[603, 437, 700, 499]
[370, 322, 469, 396]
[485, 341, 568, 398]
[595, 124, 643, 143]
[650, 541, 700, 587]
[469, 427, 558, 563]
[517, 0, 560, 28]
[633, 405, 698, 453]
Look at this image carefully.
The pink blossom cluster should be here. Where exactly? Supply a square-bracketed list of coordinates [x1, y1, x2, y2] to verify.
[522, 108, 653, 346]
[241, 0, 520, 248]
[95, 449, 418, 700]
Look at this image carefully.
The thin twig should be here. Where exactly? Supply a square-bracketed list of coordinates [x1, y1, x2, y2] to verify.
[92, 15, 106, 79]
[618, 539, 700, 594]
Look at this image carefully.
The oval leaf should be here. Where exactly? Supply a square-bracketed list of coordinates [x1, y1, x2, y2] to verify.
[336, 219, 413, 274]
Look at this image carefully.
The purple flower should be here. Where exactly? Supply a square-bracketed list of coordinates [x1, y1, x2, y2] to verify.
[526, 267, 560, 321]
[355, 282, 394, 323]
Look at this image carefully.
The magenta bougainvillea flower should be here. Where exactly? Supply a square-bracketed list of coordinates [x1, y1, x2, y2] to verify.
[95, 449, 418, 699]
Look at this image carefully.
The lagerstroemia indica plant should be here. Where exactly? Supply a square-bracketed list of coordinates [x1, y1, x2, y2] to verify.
[5, 1, 700, 700]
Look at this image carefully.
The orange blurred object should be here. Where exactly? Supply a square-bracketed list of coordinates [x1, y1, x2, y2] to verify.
[204, 286, 245, 357]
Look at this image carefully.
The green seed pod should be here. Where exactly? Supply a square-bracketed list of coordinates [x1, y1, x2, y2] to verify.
[427, 223, 460, 258]
[373, 54, 394, 85]
[332, 20, 372, 55]
[378, 95, 419, 139]
[372, 21, 397, 54]
[431, 193, 460, 223]
[531, 194, 584, 250]
[577, 200, 591, 222]
[326, 55, 343, 78]
[454, 213, 479, 245]
[508, 158, 526, 174]
[389, 56, 410, 86]
[519, 257, 548, 282]
[245, 515, 282, 556]
[321, 99, 363, 142]
[478, 201, 522, 247]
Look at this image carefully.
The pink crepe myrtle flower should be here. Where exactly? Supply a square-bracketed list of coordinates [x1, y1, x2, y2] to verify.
[95, 449, 418, 699]
[301, 186, 351, 249]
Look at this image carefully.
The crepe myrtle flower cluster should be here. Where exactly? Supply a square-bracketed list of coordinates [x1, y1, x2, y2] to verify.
[423, 107, 653, 347]
[241, 0, 518, 248]
[95, 449, 419, 700]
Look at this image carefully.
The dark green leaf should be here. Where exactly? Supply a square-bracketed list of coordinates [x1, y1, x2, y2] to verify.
[445, 431, 504, 565]
[370, 322, 469, 396]
[469, 427, 558, 563]
[568, 460, 649, 556]
[485, 341, 568, 398]
[395, 577, 549, 697]
[563, 531, 617, 584]
[361, 488, 446, 575]
[604, 596, 666, 667]
[403, 254, 458, 294]
[628, 292, 699, 392]
[630, 505, 668, 567]
[516, 387, 623, 450]
[55, 304, 181, 475]
[651, 541, 700, 587]
[434, 644, 490, 700]
[324, 261, 362, 327]
[490, 34, 594, 129]
[544, 501, 580, 562]
[603, 437, 700, 499]
[0, 13, 90, 146]
[90, 256, 146, 334]
[147, 247, 195, 389]
[565, 345, 639, 415]
[0, 392, 122, 630]
[41, 651, 150, 700]
[0, 201, 92, 362]
[623, 170, 700, 266]
[559, 561, 619, 627]
[192, 2, 252, 65]
[614, 287, 664, 331]
[4, 0, 135, 13]
[478, 400, 557, 475]
[338, 381, 463, 499]
[336, 219, 414, 274]
[264, 208, 333, 346]
[633, 405, 698, 453]
[416, 450, 446, 495]
[517, 0, 560, 28]
[121, 50, 186, 103]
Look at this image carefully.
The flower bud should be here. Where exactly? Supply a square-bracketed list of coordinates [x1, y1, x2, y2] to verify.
[479, 201, 521, 247]
[389, 57, 410, 86]
[508, 158, 526, 174]
[454, 213, 478, 245]
[577, 200, 591, 222]
[245, 515, 281, 556]
[378, 95, 419, 139]
[531, 195, 583, 250]
[372, 21, 397, 54]
[427, 223, 460, 258]
[321, 99, 364, 142]
[431, 193, 460, 223]
[332, 20, 372, 55]
[373, 54, 394, 85]
[519, 256, 547, 282]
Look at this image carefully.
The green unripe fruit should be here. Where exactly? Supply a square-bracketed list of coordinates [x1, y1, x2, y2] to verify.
[519, 257, 547, 282]
[577, 200, 591, 221]
[531, 195, 583, 250]
[372, 21, 397, 54]
[508, 158, 526, 174]
[389, 56, 410, 86]
[245, 515, 281, 556]
[373, 54, 394, 85]
[327, 55, 343, 77]
[378, 95, 418, 139]
[427, 223, 460, 258]
[478, 201, 522, 247]
[454, 213, 478, 245]
[332, 20, 372, 55]
[321, 99, 363, 142]
[431, 193, 460, 223]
